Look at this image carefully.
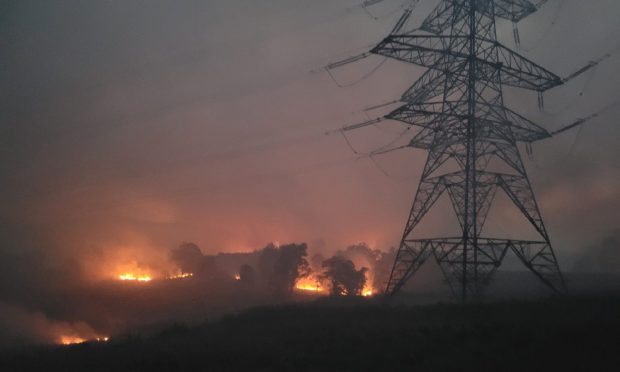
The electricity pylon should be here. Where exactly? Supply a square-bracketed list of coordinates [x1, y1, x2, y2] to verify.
[356, 0, 566, 301]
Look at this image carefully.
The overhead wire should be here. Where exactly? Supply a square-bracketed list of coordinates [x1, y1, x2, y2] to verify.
[519, 0, 566, 53]
[368, 154, 406, 180]
[326, 57, 389, 88]
[340, 130, 363, 154]
[337, 121, 410, 156]
[361, 0, 411, 21]
[542, 66, 597, 116]
[542, 44, 619, 115]
[371, 126, 412, 153]
[339, 122, 416, 181]
[549, 99, 620, 136]
[317, 0, 419, 88]
[529, 98, 620, 169]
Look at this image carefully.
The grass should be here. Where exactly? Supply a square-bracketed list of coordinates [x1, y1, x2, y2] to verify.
[2, 295, 620, 371]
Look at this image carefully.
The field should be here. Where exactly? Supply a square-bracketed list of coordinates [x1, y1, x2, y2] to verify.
[1, 295, 619, 371]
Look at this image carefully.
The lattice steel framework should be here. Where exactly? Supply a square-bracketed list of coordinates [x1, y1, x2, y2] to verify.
[369, 0, 566, 301]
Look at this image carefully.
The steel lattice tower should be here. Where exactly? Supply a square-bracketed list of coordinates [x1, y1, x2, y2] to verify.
[362, 0, 566, 301]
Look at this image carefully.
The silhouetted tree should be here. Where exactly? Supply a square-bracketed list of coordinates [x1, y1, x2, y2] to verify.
[239, 264, 256, 285]
[321, 256, 367, 296]
[257, 243, 279, 283]
[170, 242, 205, 274]
[269, 243, 309, 295]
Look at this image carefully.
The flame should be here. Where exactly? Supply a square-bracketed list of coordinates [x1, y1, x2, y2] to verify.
[295, 275, 325, 293]
[59, 336, 109, 345]
[294, 271, 376, 296]
[60, 336, 87, 345]
[168, 272, 194, 280]
[118, 273, 152, 282]
[234, 274, 241, 281]
[361, 271, 375, 297]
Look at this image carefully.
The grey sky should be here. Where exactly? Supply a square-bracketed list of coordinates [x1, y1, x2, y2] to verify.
[1, 0, 619, 272]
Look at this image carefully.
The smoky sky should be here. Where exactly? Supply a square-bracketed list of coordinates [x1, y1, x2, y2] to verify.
[1, 0, 620, 281]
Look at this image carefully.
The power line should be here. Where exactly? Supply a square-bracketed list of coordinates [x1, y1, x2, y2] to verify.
[325, 57, 388, 88]
[519, 0, 566, 52]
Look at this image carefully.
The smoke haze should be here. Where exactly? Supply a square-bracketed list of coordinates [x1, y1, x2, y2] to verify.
[1, 0, 620, 346]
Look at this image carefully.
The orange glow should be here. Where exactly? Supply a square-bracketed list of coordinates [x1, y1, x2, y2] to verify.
[118, 273, 152, 282]
[234, 274, 241, 281]
[362, 271, 376, 297]
[295, 275, 325, 293]
[59, 335, 109, 345]
[168, 272, 194, 280]
[60, 336, 87, 345]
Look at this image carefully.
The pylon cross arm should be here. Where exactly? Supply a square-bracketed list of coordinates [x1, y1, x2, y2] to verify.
[421, 0, 537, 36]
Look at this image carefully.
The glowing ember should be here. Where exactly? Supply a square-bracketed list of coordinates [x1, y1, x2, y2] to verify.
[168, 272, 194, 280]
[118, 273, 152, 282]
[234, 274, 241, 281]
[295, 276, 324, 293]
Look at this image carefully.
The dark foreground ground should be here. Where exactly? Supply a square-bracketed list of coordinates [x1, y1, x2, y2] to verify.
[2, 295, 620, 371]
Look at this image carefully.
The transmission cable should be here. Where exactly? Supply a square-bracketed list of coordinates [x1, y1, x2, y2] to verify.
[359, 0, 411, 21]
[326, 57, 388, 88]
[530, 99, 620, 169]
[519, 0, 566, 53]
[548, 99, 620, 136]
[541, 46, 619, 115]
[542, 65, 597, 116]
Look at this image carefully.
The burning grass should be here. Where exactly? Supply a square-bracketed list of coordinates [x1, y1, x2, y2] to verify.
[294, 269, 377, 297]
[167, 273, 194, 280]
[118, 273, 152, 282]
[294, 275, 325, 293]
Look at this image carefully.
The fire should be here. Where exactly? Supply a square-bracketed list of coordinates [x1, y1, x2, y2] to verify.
[295, 275, 324, 293]
[118, 273, 152, 282]
[168, 272, 193, 280]
[234, 273, 241, 281]
[362, 271, 375, 297]
[294, 271, 376, 296]
[60, 336, 87, 345]
[59, 336, 109, 345]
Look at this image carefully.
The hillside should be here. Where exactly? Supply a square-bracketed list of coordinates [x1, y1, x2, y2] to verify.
[2, 295, 620, 371]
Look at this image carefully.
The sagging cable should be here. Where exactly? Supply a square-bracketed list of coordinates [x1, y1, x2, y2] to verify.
[326, 58, 388, 88]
